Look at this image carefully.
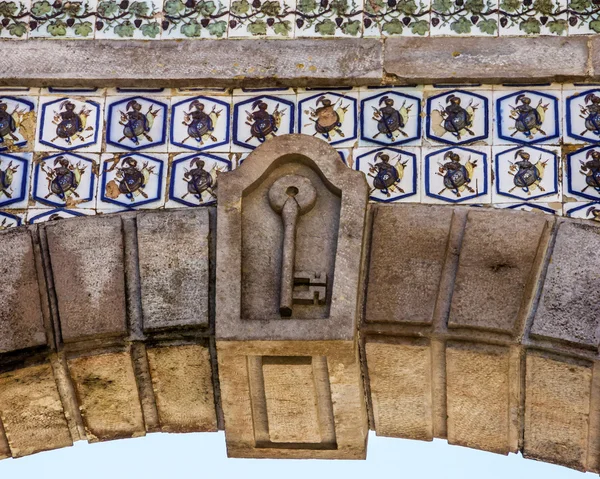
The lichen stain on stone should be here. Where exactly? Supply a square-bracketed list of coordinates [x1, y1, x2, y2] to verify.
[297, 64, 305, 69]
[452, 51, 461, 58]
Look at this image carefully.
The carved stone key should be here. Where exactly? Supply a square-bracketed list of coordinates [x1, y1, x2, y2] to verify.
[268, 174, 317, 317]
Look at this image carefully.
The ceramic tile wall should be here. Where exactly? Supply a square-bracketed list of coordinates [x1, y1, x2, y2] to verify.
[0, 0, 592, 37]
[3, 84, 600, 229]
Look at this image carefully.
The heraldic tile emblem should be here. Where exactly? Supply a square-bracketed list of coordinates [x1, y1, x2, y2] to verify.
[170, 95, 230, 152]
[566, 201, 600, 221]
[168, 152, 231, 207]
[425, 89, 490, 146]
[297, 90, 358, 147]
[0, 152, 30, 208]
[493, 145, 559, 203]
[495, 89, 560, 145]
[565, 88, 600, 144]
[0, 211, 22, 229]
[354, 147, 419, 202]
[32, 152, 98, 208]
[0, 96, 37, 152]
[565, 145, 600, 201]
[359, 89, 421, 147]
[106, 96, 168, 152]
[99, 152, 166, 209]
[423, 145, 489, 203]
[36, 96, 103, 152]
[497, 202, 560, 215]
[232, 94, 295, 151]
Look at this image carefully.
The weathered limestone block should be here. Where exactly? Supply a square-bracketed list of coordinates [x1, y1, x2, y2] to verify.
[137, 209, 210, 330]
[524, 352, 592, 470]
[365, 205, 453, 324]
[448, 210, 551, 334]
[146, 345, 217, 432]
[68, 351, 145, 441]
[531, 222, 600, 348]
[365, 339, 433, 440]
[0, 364, 72, 457]
[217, 341, 367, 459]
[46, 216, 127, 342]
[446, 344, 519, 455]
[0, 228, 46, 353]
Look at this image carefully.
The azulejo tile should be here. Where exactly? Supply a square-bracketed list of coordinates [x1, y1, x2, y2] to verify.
[228, 0, 294, 37]
[167, 152, 231, 207]
[29, 0, 96, 38]
[0, 0, 30, 39]
[232, 94, 295, 151]
[362, 0, 430, 37]
[430, 0, 498, 36]
[568, 0, 600, 34]
[36, 96, 103, 152]
[295, 0, 363, 36]
[565, 201, 600, 221]
[355, 146, 420, 202]
[162, 0, 229, 38]
[27, 207, 93, 223]
[0, 96, 37, 152]
[359, 89, 421, 147]
[425, 89, 490, 146]
[297, 91, 358, 147]
[495, 89, 560, 144]
[0, 210, 23, 229]
[565, 144, 600, 201]
[499, 0, 567, 35]
[0, 152, 30, 208]
[95, 0, 162, 39]
[423, 145, 490, 203]
[496, 202, 560, 214]
[565, 88, 600, 144]
[45, 87, 102, 94]
[98, 152, 166, 210]
[106, 96, 169, 152]
[170, 95, 230, 152]
[493, 145, 560, 203]
[32, 152, 98, 208]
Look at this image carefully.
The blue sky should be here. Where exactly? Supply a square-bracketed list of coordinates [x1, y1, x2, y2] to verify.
[0, 432, 594, 479]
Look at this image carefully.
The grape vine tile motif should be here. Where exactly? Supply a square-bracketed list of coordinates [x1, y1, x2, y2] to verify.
[565, 201, 600, 221]
[362, 0, 430, 36]
[0, 152, 30, 209]
[430, 0, 498, 35]
[228, 0, 294, 37]
[162, 0, 228, 38]
[167, 152, 231, 207]
[0, 96, 37, 152]
[32, 152, 98, 208]
[95, 0, 162, 39]
[354, 146, 420, 202]
[295, 0, 363, 37]
[27, 207, 92, 223]
[29, 0, 96, 38]
[568, 0, 600, 33]
[498, 0, 567, 35]
[0, 211, 23, 229]
[0, 0, 30, 38]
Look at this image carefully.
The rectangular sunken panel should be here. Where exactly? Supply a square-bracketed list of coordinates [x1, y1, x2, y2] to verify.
[137, 209, 210, 330]
[365, 205, 453, 324]
[365, 339, 433, 440]
[448, 209, 551, 334]
[45, 216, 127, 342]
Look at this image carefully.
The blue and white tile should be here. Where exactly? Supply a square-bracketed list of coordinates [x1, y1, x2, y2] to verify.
[0, 210, 24, 229]
[169, 95, 230, 152]
[297, 90, 359, 148]
[422, 145, 491, 204]
[337, 148, 352, 167]
[564, 87, 600, 144]
[493, 145, 560, 203]
[232, 94, 295, 152]
[359, 89, 422, 147]
[105, 96, 169, 152]
[0, 95, 37, 152]
[26, 208, 95, 224]
[565, 201, 600, 221]
[36, 96, 104, 152]
[0, 152, 31, 209]
[107, 87, 171, 96]
[0, 87, 39, 95]
[495, 202, 561, 215]
[425, 89, 491, 146]
[354, 146, 420, 203]
[31, 152, 99, 209]
[166, 152, 232, 208]
[42, 87, 104, 95]
[98, 153, 167, 211]
[494, 88, 561, 145]
[564, 144, 600, 201]
[233, 87, 295, 95]
[176, 87, 230, 96]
